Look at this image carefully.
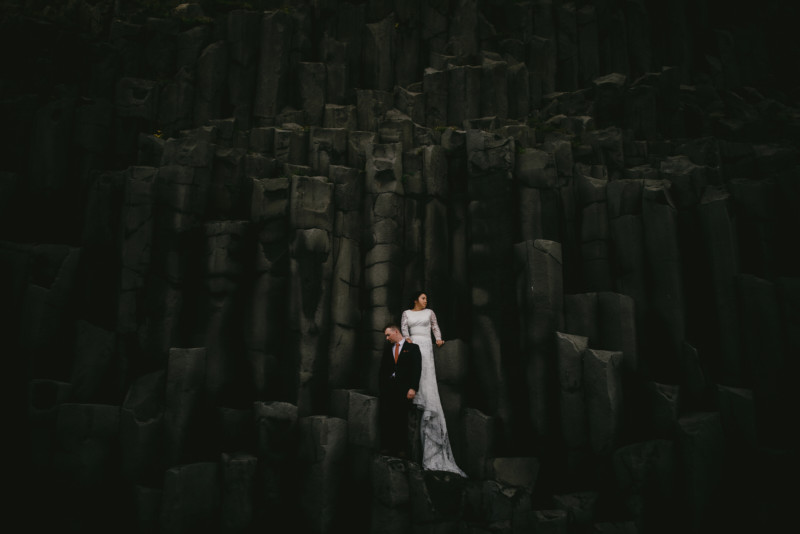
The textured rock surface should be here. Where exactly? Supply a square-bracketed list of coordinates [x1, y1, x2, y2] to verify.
[7, 2, 799, 533]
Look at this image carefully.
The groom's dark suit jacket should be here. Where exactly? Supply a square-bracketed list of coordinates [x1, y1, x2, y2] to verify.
[378, 340, 422, 399]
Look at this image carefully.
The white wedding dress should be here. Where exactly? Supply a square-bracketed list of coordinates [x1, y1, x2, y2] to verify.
[402, 308, 467, 477]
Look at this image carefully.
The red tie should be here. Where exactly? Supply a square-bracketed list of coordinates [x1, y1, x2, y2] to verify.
[394, 343, 400, 363]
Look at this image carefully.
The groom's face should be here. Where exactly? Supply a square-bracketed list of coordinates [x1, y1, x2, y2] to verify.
[384, 327, 402, 344]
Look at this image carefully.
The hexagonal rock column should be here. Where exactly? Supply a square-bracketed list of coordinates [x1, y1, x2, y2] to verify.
[220, 452, 258, 533]
[297, 415, 348, 534]
[577, 4, 600, 86]
[19, 245, 80, 378]
[328, 166, 364, 389]
[328, 389, 376, 531]
[577, 175, 612, 292]
[248, 176, 289, 399]
[612, 439, 676, 533]
[134, 485, 162, 534]
[118, 166, 157, 337]
[254, 401, 299, 530]
[433, 339, 469, 463]
[421, 144, 451, 322]
[676, 412, 725, 533]
[642, 180, 685, 381]
[516, 148, 561, 243]
[254, 10, 292, 124]
[737, 274, 787, 447]
[465, 129, 516, 444]
[147, 141, 212, 363]
[583, 349, 623, 456]
[309, 128, 347, 178]
[555, 332, 589, 478]
[298, 62, 327, 126]
[515, 239, 563, 439]
[164, 347, 206, 466]
[698, 187, 741, 384]
[447, 65, 481, 128]
[363, 142, 405, 394]
[424, 67, 448, 128]
[202, 221, 248, 402]
[29, 379, 72, 478]
[528, 35, 556, 106]
[462, 407, 495, 479]
[120, 370, 165, 486]
[52, 403, 121, 529]
[643, 382, 681, 438]
[552, 490, 598, 531]
[562, 292, 637, 374]
[465, 479, 533, 529]
[208, 147, 248, 220]
[70, 319, 119, 403]
[485, 457, 541, 493]
[193, 41, 229, 127]
[716, 385, 756, 450]
[160, 462, 221, 534]
[370, 455, 411, 534]
[531, 509, 568, 534]
[356, 89, 393, 133]
[226, 9, 260, 129]
[607, 178, 646, 328]
[364, 14, 397, 92]
[288, 175, 334, 416]
[480, 55, 509, 120]
[554, 1, 578, 91]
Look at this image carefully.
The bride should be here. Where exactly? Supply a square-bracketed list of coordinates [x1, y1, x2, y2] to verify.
[401, 291, 466, 477]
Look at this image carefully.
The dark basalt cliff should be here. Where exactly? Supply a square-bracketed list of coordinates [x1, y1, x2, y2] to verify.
[3, 1, 798, 533]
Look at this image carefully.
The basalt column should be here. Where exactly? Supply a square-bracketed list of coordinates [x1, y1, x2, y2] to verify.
[577, 174, 612, 292]
[422, 145, 451, 328]
[254, 10, 292, 125]
[201, 220, 248, 403]
[555, 332, 590, 482]
[288, 175, 334, 416]
[52, 403, 122, 531]
[465, 130, 516, 445]
[226, 9, 261, 129]
[118, 166, 158, 370]
[642, 180, 685, 382]
[328, 165, 363, 389]
[248, 175, 290, 400]
[254, 401, 299, 531]
[363, 142, 405, 394]
[607, 178, 647, 336]
[120, 370, 165, 487]
[145, 136, 212, 364]
[20, 245, 81, 380]
[514, 239, 564, 442]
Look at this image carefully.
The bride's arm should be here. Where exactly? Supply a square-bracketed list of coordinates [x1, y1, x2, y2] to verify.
[430, 310, 444, 346]
[401, 310, 411, 341]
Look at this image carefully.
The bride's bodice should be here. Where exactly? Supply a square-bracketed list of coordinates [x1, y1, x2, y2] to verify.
[401, 309, 442, 341]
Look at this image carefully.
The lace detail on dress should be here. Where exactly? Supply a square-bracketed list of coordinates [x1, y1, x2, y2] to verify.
[430, 310, 442, 341]
[400, 308, 466, 477]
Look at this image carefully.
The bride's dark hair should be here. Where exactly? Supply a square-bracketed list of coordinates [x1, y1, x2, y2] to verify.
[408, 290, 427, 309]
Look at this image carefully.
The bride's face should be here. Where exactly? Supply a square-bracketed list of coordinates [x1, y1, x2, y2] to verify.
[415, 294, 427, 309]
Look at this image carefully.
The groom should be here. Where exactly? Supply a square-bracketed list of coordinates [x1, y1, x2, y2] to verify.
[378, 323, 421, 458]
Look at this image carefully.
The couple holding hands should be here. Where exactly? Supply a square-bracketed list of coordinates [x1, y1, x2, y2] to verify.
[379, 291, 466, 477]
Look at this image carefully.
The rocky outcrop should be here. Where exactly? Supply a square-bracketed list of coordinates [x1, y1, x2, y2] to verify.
[6, 1, 799, 533]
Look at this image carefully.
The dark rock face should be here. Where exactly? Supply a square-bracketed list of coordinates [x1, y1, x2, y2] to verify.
[6, 1, 799, 533]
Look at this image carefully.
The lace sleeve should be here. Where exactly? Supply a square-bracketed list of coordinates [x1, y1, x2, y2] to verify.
[401, 310, 410, 338]
[430, 310, 442, 341]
